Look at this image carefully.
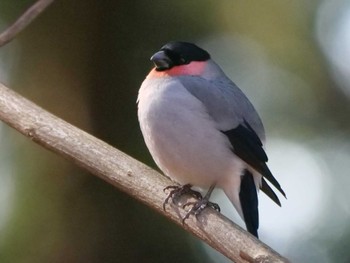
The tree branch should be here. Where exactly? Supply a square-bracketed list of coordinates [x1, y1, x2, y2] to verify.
[0, 83, 289, 262]
[0, 0, 55, 47]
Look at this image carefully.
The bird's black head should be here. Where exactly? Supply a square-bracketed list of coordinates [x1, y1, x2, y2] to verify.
[151, 41, 210, 71]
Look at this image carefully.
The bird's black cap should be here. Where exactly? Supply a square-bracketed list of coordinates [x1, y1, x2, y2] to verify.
[151, 41, 210, 71]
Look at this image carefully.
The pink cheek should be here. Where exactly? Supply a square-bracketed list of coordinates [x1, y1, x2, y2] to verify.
[147, 61, 207, 78]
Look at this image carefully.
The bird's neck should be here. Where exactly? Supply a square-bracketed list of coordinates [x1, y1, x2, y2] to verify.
[147, 61, 207, 78]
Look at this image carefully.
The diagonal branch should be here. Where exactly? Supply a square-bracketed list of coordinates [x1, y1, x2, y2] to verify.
[0, 0, 55, 47]
[0, 83, 289, 263]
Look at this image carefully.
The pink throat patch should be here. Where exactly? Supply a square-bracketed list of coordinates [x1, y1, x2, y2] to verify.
[147, 61, 207, 78]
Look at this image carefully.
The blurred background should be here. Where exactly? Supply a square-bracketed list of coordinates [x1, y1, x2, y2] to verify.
[0, 0, 349, 262]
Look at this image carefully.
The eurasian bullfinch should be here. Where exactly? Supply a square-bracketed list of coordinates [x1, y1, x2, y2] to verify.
[137, 41, 285, 238]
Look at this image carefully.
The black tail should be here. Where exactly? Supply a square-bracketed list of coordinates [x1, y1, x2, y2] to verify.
[239, 170, 259, 238]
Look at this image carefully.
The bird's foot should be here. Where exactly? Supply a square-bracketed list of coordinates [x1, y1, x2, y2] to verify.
[182, 198, 220, 224]
[163, 184, 202, 211]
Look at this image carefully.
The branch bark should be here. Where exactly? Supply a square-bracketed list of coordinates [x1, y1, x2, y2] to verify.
[0, 0, 55, 47]
[0, 83, 289, 262]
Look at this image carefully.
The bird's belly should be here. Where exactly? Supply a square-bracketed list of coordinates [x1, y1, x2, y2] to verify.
[138, 82, 239, 187]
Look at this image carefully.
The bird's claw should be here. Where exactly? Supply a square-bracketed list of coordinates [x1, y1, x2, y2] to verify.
[163, 184, 202, 211]
[182, 198, 221, 224]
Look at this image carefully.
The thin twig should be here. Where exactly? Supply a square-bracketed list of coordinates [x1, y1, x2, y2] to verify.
[0, 84, 289, 262]
[0, 0, 55, 47]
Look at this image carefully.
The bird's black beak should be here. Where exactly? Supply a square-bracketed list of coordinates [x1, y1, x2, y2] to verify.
[150, 50, 173, 71]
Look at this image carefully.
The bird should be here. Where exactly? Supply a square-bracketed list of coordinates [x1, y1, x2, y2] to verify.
[137, 41, 285, 238]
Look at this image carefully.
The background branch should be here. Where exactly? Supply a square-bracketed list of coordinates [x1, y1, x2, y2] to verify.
[0, 0, 55, 47]
[0, 83, 289, 262]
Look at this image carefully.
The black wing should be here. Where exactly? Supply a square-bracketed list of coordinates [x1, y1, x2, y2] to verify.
[222, 120, 286, 204]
